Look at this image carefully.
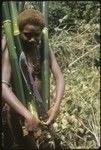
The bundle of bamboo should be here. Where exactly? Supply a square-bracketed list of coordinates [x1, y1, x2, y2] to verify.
[2, 2, 26, 106]
[2, 1, 50, 149]
[2, 1, 50, 113]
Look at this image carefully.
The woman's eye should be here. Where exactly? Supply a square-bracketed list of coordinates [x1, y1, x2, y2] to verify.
[24, 33, 32, 39]
[23, 32, 41, 40]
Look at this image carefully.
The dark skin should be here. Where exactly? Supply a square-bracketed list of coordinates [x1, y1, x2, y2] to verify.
[2, 23, 65, 136]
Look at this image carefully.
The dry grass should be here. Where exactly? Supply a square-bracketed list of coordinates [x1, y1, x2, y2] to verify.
[50, 22, 100, 149]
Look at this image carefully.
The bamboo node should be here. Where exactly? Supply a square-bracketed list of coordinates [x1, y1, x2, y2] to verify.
[3, 20, 11, 24]
[14, 32, 20, 36]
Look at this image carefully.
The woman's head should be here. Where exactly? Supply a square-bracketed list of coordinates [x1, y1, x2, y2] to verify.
[17, 9, 45, 48]
[17, 9, 45, 32]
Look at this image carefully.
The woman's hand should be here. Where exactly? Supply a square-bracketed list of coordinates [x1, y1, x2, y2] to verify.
[25, 113, 42, 139]
[42, 103, 60, 126]
[25, 114, 40, 131]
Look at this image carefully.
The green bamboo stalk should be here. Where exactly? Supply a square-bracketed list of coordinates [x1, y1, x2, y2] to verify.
[41, 2, 50, 111]
[7, 1, 38, 118]
[8, 1, 23, 58]
[17, 1, 25, 14]
[2, 1, 26, 106]
[37, 2, 42, 12]
[41, 27, 50, 111]
[42, 1, 49, 27]
[2, 2, 10, 20]
[23, 84, 38, 118]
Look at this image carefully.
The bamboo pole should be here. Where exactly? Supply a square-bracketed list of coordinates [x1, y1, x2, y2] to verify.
[8, 1, 38, 118]
[2, 4, 38, 148]
[2, 1, 26, 106]
[17, 1, 25, 14]
[37, 2, 42, 12]
[41, 2, 50, 111]
[8, 1, 23, 58]
[42, 1, 49, 27]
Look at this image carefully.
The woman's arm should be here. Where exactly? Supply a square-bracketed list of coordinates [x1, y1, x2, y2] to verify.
[44, 49, 65, 125]
[2, 37, 41, 131]
[50, 49, 65, 104]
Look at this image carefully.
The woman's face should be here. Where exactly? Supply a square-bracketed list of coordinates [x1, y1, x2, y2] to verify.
[20, 24, 42, 49]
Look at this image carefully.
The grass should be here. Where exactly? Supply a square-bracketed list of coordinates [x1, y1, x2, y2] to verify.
[49, 22, 100, 149]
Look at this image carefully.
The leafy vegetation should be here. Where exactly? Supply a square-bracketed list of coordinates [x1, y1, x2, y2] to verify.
[49, 1, 100, 149]
[2, 1, 100, 149]
[13, 1, 101, 149]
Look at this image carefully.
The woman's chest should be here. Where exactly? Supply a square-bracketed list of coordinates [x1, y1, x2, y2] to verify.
[27, 62, 42, 92]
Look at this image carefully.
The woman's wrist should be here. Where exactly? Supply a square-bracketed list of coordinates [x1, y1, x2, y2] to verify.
[54, 99, 61, 108]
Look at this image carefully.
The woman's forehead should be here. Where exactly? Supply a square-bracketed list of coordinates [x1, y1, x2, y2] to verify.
[23, 24, 42, 33]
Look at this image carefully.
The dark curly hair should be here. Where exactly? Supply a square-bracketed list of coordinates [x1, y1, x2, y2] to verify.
[17, 9, 45, 31]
